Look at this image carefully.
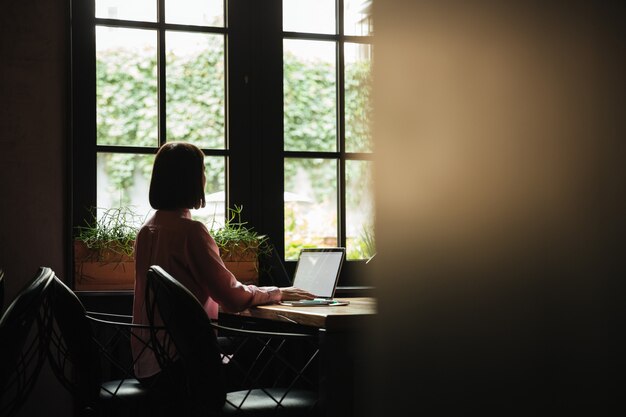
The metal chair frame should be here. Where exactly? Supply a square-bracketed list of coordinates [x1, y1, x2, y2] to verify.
[145, 265, 320, 416]
[86, 313, 166, 401]
[47, 276, 168, 417]
[0, 269, 5, 315]
[214, 323, 319, 401]
[0, 267, 55, 417]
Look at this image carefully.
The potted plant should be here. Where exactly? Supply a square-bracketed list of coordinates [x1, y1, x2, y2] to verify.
[210, 206, 271, 286]
[74, 207, 143, 291]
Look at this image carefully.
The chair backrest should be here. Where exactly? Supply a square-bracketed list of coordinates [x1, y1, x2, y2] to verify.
[47, 276, 102, 410]
[145, 265, 226, 412]
[0, 267, 55, 417]
[49, 276, 173, 416]
[0, 269, 5, 314]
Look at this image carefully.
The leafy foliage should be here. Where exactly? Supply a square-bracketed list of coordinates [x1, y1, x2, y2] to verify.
[283, 51, 372, 204]
[97, 41, 371, 203]
[96, 38, 225, 205]
[96, 38, 374, 259]
[75, 206, 145, 257]
[283, 53, 337, 152]
[165, 34, 225, 148]
[210, 206, 271, 262]
[345, 59, 374, 152]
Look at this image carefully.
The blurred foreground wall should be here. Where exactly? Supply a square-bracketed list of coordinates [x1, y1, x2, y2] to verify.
[366, 2, 623, 414]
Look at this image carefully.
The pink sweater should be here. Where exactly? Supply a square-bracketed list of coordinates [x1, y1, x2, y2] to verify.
[131, 209, 281, 378]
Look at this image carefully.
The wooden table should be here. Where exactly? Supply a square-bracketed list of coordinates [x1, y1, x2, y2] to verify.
[219, 297, 376, 417]
[226, 297, 376, 330]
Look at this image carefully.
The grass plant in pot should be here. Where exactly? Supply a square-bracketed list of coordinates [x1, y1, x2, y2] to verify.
[74, 207, 143, 291]
[210, 206, 271, 286]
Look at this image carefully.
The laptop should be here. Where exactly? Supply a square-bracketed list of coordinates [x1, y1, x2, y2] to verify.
[279, 248, 349, 306]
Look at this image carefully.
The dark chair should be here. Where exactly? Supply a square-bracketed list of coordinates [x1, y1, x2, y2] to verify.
[145, 265, 319, 416]
[0, 269, 5, 314]
[47, 276, 167, 417]
[0, 267, 55, 417]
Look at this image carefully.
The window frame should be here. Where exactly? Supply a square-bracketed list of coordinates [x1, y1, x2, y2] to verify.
[70, 0, 373, 291]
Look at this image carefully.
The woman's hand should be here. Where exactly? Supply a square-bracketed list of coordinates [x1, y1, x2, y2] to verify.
[279, 287, 316, 301]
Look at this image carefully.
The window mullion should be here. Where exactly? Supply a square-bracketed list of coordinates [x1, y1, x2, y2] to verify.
[157, 0, 166, 146]
[72, 0, 97, 227]
[337, 0, 346, 249]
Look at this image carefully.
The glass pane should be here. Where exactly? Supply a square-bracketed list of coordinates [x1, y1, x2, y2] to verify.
[97, 153, 155, 222]
[165, 0, 224, 27]
[283, 0, 335, 34]
[166, 32, 225, 149]
[345, 42, 373, 153]
[284, 158, 337, 260]
[284, 40, 336, 152]
[96, 0, 156, 22]
[346, 160, 375, 260]
[98, 153, 225, 228]
[344, 0, 374, 36]
[192, 157, 226, 228]
[96, 27, 158, 147]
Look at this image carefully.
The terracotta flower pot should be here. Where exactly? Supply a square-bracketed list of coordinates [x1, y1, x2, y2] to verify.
[220, 243, 259, 285]
[74, 240, 135, 291]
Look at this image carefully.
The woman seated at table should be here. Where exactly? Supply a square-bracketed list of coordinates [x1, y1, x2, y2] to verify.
[131, 141, 314, 381]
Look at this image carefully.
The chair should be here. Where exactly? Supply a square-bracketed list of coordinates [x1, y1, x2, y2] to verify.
[0, 267, 55, 417]
[145, 265, 319, 416]
[47, 276, 167, 417]
[0, 269, 5, 314]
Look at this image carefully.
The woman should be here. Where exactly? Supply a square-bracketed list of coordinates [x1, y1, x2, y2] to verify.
[132, 142, 314, 380]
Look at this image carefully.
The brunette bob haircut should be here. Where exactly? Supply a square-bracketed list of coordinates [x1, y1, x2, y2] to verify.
[149, 142, 206, 210]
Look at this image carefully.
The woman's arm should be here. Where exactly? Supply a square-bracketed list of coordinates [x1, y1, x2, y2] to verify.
[185, 222, 313, 311]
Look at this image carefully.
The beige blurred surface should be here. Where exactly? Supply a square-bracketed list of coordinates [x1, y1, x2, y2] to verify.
[363, 2, 622, 413]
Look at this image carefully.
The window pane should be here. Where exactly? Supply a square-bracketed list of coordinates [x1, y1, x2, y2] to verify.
[284, 158, 337, 260]
[96, 0, 156, 22]
[283, 0, 335, 34]
[98, 153, 225, 227]
[191, 156, 226, 230]
[346, 160, 375, 260]
[344, 0, 374, 36]
[96, 27, 158, 147]
[166, 32, 225, 149]
[165, 0, 224, 27]
[345, 42, 373, 153]
[284, 40, 337, 152]
[191, 157, 226, 228]
[97, 153, 155, 222]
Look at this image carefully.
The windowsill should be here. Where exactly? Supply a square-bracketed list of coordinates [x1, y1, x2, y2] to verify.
[333, 286, 376, 297]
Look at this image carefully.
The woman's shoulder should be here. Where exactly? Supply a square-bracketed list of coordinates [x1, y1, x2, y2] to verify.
[181, 218, 219, 251]
[140, 211, 209, 235]
[180, 217, 211, 236]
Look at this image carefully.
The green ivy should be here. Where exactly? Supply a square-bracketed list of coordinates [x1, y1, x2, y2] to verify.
[97, 41, 373, 255]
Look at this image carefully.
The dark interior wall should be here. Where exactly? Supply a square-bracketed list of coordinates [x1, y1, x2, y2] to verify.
[366, 2, 622, 414]
[0, 0, 67, 301]
[0, 0, 71, 415]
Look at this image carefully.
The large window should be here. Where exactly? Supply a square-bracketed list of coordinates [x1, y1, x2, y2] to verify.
[282, 0, 374, 260]
[72, 0, 374, 287]
[92, 0, 226, 227]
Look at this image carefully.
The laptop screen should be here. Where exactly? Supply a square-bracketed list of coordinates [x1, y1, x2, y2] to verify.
[292, 248, 345, 298]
